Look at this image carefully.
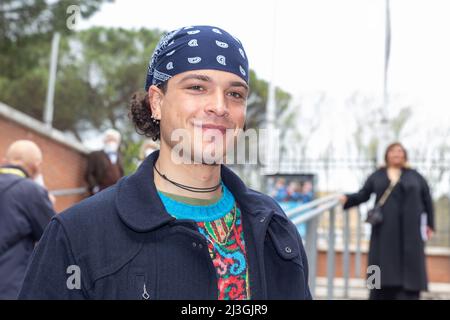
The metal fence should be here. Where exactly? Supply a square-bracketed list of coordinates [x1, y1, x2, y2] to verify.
[233, 157, 450, 248]
[285, 194, 361, 299]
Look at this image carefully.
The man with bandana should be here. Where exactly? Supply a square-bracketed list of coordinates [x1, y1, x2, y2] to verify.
[19, 26, 312, 300]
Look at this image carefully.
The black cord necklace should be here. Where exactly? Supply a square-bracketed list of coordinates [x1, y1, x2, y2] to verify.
[153, 164, 222, 193]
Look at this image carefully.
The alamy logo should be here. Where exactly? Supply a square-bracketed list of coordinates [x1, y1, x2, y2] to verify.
[142, 284, 150, 300]
[66, 265, 81, 290]
[168, 126, 281, 170]
[367, 265, 381, 289]
[66, 5, 81, 30]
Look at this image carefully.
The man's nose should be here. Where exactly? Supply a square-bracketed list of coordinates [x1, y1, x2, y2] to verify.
[205, 90, 228, 117]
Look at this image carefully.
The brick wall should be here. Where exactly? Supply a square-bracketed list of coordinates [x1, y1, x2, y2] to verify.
[0, 116, 88, 212]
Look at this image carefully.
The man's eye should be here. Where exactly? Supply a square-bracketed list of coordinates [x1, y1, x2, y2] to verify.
[229, 92, 244, 99]
[188, 85, 204, 91]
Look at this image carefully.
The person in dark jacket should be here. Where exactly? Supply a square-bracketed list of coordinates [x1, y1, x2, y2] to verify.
[85, 129, 124, 195]
[18, 25, 312, 300]
[0, 140, 55, 299]
[340, 142, 434, 300]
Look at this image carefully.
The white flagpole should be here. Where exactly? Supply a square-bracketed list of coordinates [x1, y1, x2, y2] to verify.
[44, 32, 60, 129]
[265, 1, 278, 174]
[377, 0, 391, 166]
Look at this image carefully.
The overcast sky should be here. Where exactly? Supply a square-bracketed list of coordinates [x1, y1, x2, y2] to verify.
[78, 1, 450, 96]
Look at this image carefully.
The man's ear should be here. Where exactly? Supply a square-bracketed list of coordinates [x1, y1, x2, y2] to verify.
[148, 85, 164, 120]
[27, 162, 39, 179]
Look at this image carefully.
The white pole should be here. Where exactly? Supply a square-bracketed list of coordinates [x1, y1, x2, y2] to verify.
[44, 32, 61, 128]
[377, 0, 391, 166]
[265, 1, 278, 174]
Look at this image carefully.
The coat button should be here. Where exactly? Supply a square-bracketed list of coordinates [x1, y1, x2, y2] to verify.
[285, 246, 292, 254]
[198, 243, 203, 249]
[192, 242, 197, 248]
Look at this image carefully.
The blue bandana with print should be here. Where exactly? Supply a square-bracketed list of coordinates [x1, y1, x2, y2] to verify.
[145, 25, 249, 91]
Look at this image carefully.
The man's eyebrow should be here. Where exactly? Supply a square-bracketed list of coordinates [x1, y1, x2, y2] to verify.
[230, 81, 249, 92]
[178, 74, 249, 91]
[178, 74, 212, 83]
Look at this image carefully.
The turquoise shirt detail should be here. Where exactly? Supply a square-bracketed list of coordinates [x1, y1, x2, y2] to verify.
[157, 183, 235, 222]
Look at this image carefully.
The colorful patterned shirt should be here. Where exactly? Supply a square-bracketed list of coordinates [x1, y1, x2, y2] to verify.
[157, 184, 250, 300]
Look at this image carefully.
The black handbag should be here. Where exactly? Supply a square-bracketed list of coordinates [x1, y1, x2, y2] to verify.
[365, 181, 397, 226]
[366, 206, 384, 226]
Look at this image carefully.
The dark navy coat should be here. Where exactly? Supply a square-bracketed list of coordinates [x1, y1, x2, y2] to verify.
[344, 167, 434, 291]
[19, 152, 312, 300]
[0, 166, 55, 299]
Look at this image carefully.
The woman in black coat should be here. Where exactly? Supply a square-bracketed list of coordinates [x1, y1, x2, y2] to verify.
[340, 142, 435, 300]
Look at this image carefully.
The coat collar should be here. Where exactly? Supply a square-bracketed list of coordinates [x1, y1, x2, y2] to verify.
[0, 164, 29, 178]
[115, 150, 275, 232]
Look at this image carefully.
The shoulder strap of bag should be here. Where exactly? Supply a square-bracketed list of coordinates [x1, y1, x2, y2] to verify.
[377, 180, 398, 207]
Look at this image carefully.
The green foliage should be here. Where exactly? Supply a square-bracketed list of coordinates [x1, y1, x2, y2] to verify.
[121, 139, 141, 175]
[54, 27, 163, 140]
[0, 0, 113, 134]
[0, 0, 112, 42]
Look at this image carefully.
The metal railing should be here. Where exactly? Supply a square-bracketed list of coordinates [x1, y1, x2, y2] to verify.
[285, 194, 364, 300]
[49, 187, 87, 197]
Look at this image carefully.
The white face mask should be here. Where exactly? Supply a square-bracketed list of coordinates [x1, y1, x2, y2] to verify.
[144, 148, 155, 157]
[34, 174, 45, 187]
[104, 142, 119, 153]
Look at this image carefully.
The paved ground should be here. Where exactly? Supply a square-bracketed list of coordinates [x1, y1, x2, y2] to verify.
[313, 277, 450, 300]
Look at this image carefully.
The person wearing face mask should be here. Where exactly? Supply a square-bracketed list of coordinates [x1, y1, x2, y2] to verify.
[137, 139, 160, 167]
[85, 129, 124, 195]
[33, 170, 56, 205]
[0, 140, 55, 299]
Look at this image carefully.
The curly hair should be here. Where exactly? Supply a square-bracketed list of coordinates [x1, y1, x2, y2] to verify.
[128, 82, 167, 140]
